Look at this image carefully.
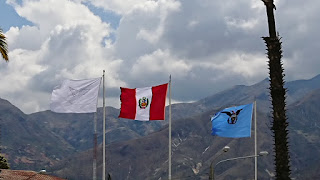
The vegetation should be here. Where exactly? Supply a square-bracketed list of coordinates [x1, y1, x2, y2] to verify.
[262, 0, 291, 179]
[0, 28, 9, 61]
[0, 155, 9, 169]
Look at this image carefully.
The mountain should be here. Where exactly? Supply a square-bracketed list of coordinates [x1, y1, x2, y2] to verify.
[0, 98, 75, 170]
[285, 74, 320, 104]
[0, 96, 208, 170]
[1, 74, 320, 179]
[52, 91, 320, 180]
[47, 75, 320, 180]
[286, 89, 320, 179]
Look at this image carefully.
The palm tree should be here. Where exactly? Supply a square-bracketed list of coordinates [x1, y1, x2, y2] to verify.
[262, 0, 291, 179]
[0, 28, 9, 61]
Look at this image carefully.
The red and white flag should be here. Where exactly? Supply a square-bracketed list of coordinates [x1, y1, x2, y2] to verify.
[119, 83, 168, 121]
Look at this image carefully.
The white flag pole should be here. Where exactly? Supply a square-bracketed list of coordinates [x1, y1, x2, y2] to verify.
[254, 100, 257, 180]
[93, 76, 103, 180]
[93, 111, 97, 180]
[168, 75, 172, 180]
[103, 70, 106, 180]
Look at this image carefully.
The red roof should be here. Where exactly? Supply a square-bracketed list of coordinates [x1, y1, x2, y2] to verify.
[0, 169, 66, 180]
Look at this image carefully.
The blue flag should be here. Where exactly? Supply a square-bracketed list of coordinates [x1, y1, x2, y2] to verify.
[211, 103, 253, 138]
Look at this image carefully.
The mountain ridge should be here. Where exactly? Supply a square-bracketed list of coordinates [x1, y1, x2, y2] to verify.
[0, 74, 319, 179]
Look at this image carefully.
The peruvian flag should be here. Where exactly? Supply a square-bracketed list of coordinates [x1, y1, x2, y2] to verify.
[119, 83, 168, 121]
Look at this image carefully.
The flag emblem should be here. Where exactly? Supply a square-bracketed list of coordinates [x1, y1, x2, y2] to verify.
[67, 83, 95, 104]
[139, 97, 149, 109]
[221, 109, 243, 124]
[211, 103, 253, 138]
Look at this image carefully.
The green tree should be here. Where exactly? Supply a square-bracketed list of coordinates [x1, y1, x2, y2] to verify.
[0, 155, 9, 169]
[0, 28, 9, 61]
[262, 0, 291, 179]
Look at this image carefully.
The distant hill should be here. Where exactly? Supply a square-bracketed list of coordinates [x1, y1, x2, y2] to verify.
[49, 86, 320, 180]
[0, 98, 75, 170]
[1, 74, 320, 179]
[50, 75, 320, 179]
[286, 89, 320, 179]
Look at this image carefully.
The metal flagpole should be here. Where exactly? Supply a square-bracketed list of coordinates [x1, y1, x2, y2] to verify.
[168, 75, 172, 180]
[103, 70, 106, 180]
[93, 111, 97, 180]
[93, 76, 103, 180]
[254, 100, 257, 180]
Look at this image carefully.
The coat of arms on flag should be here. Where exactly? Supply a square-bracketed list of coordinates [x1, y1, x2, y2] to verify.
[139, 97, 149, 109]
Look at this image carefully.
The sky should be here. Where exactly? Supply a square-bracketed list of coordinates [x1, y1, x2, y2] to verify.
[0, 0, 319, 114]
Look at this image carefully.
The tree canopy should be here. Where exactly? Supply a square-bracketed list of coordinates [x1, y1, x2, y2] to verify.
[0, 155, 9, 169]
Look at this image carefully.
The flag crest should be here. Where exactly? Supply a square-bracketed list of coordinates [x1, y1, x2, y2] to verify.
[211, 103, 253, 138]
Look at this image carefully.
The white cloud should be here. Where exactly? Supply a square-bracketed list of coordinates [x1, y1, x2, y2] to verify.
[0, 48, 47, 113]
[112, 0, 180, 61]
[187, 20, 199, 29]
[194, 52, 268, 81]
[135, 0, 180, 44]
[0, 49, 44, 93]
[225, 17, 259, 31]
[6, 26, 43, 50]
[1, 0, 319, 113]
[131, 49, 191, 78]
[88, 0, 180, 15]
[1, 0, 123, 113]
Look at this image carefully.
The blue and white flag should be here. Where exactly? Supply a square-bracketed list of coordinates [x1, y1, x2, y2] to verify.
[211, 103, 253, 138]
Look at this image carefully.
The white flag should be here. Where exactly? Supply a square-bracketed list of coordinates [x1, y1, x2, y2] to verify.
[50, 78, 101, 113]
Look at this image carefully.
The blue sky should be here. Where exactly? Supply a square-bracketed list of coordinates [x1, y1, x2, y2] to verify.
[0, 0, 319, 114]
[0, 0, 33, 31]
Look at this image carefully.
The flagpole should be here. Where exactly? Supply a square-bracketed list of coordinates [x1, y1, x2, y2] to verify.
[254, 100, 257, 180]
[94, 77, 103, 180]
[103, 70, 106, 180]
[93, 111, 97, 180]
[168, 75, 172, 180]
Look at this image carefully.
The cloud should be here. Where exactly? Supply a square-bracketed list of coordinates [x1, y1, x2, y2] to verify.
[87, 0, 176, 15]
[275, 0, 320, 80]
[160, 0, 267, 60]
[129, 49, 191, 82]
[1, 0, 319, 113]
[1, 0, 124, 113]
[112, 0, 180, 61]
[6, 26, 43, 50]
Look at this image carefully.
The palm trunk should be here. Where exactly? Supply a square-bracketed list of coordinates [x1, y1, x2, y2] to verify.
[262, 1, 291, 179]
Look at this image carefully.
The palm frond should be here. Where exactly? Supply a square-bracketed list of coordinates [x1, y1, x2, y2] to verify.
[0, 28, 9, 61]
